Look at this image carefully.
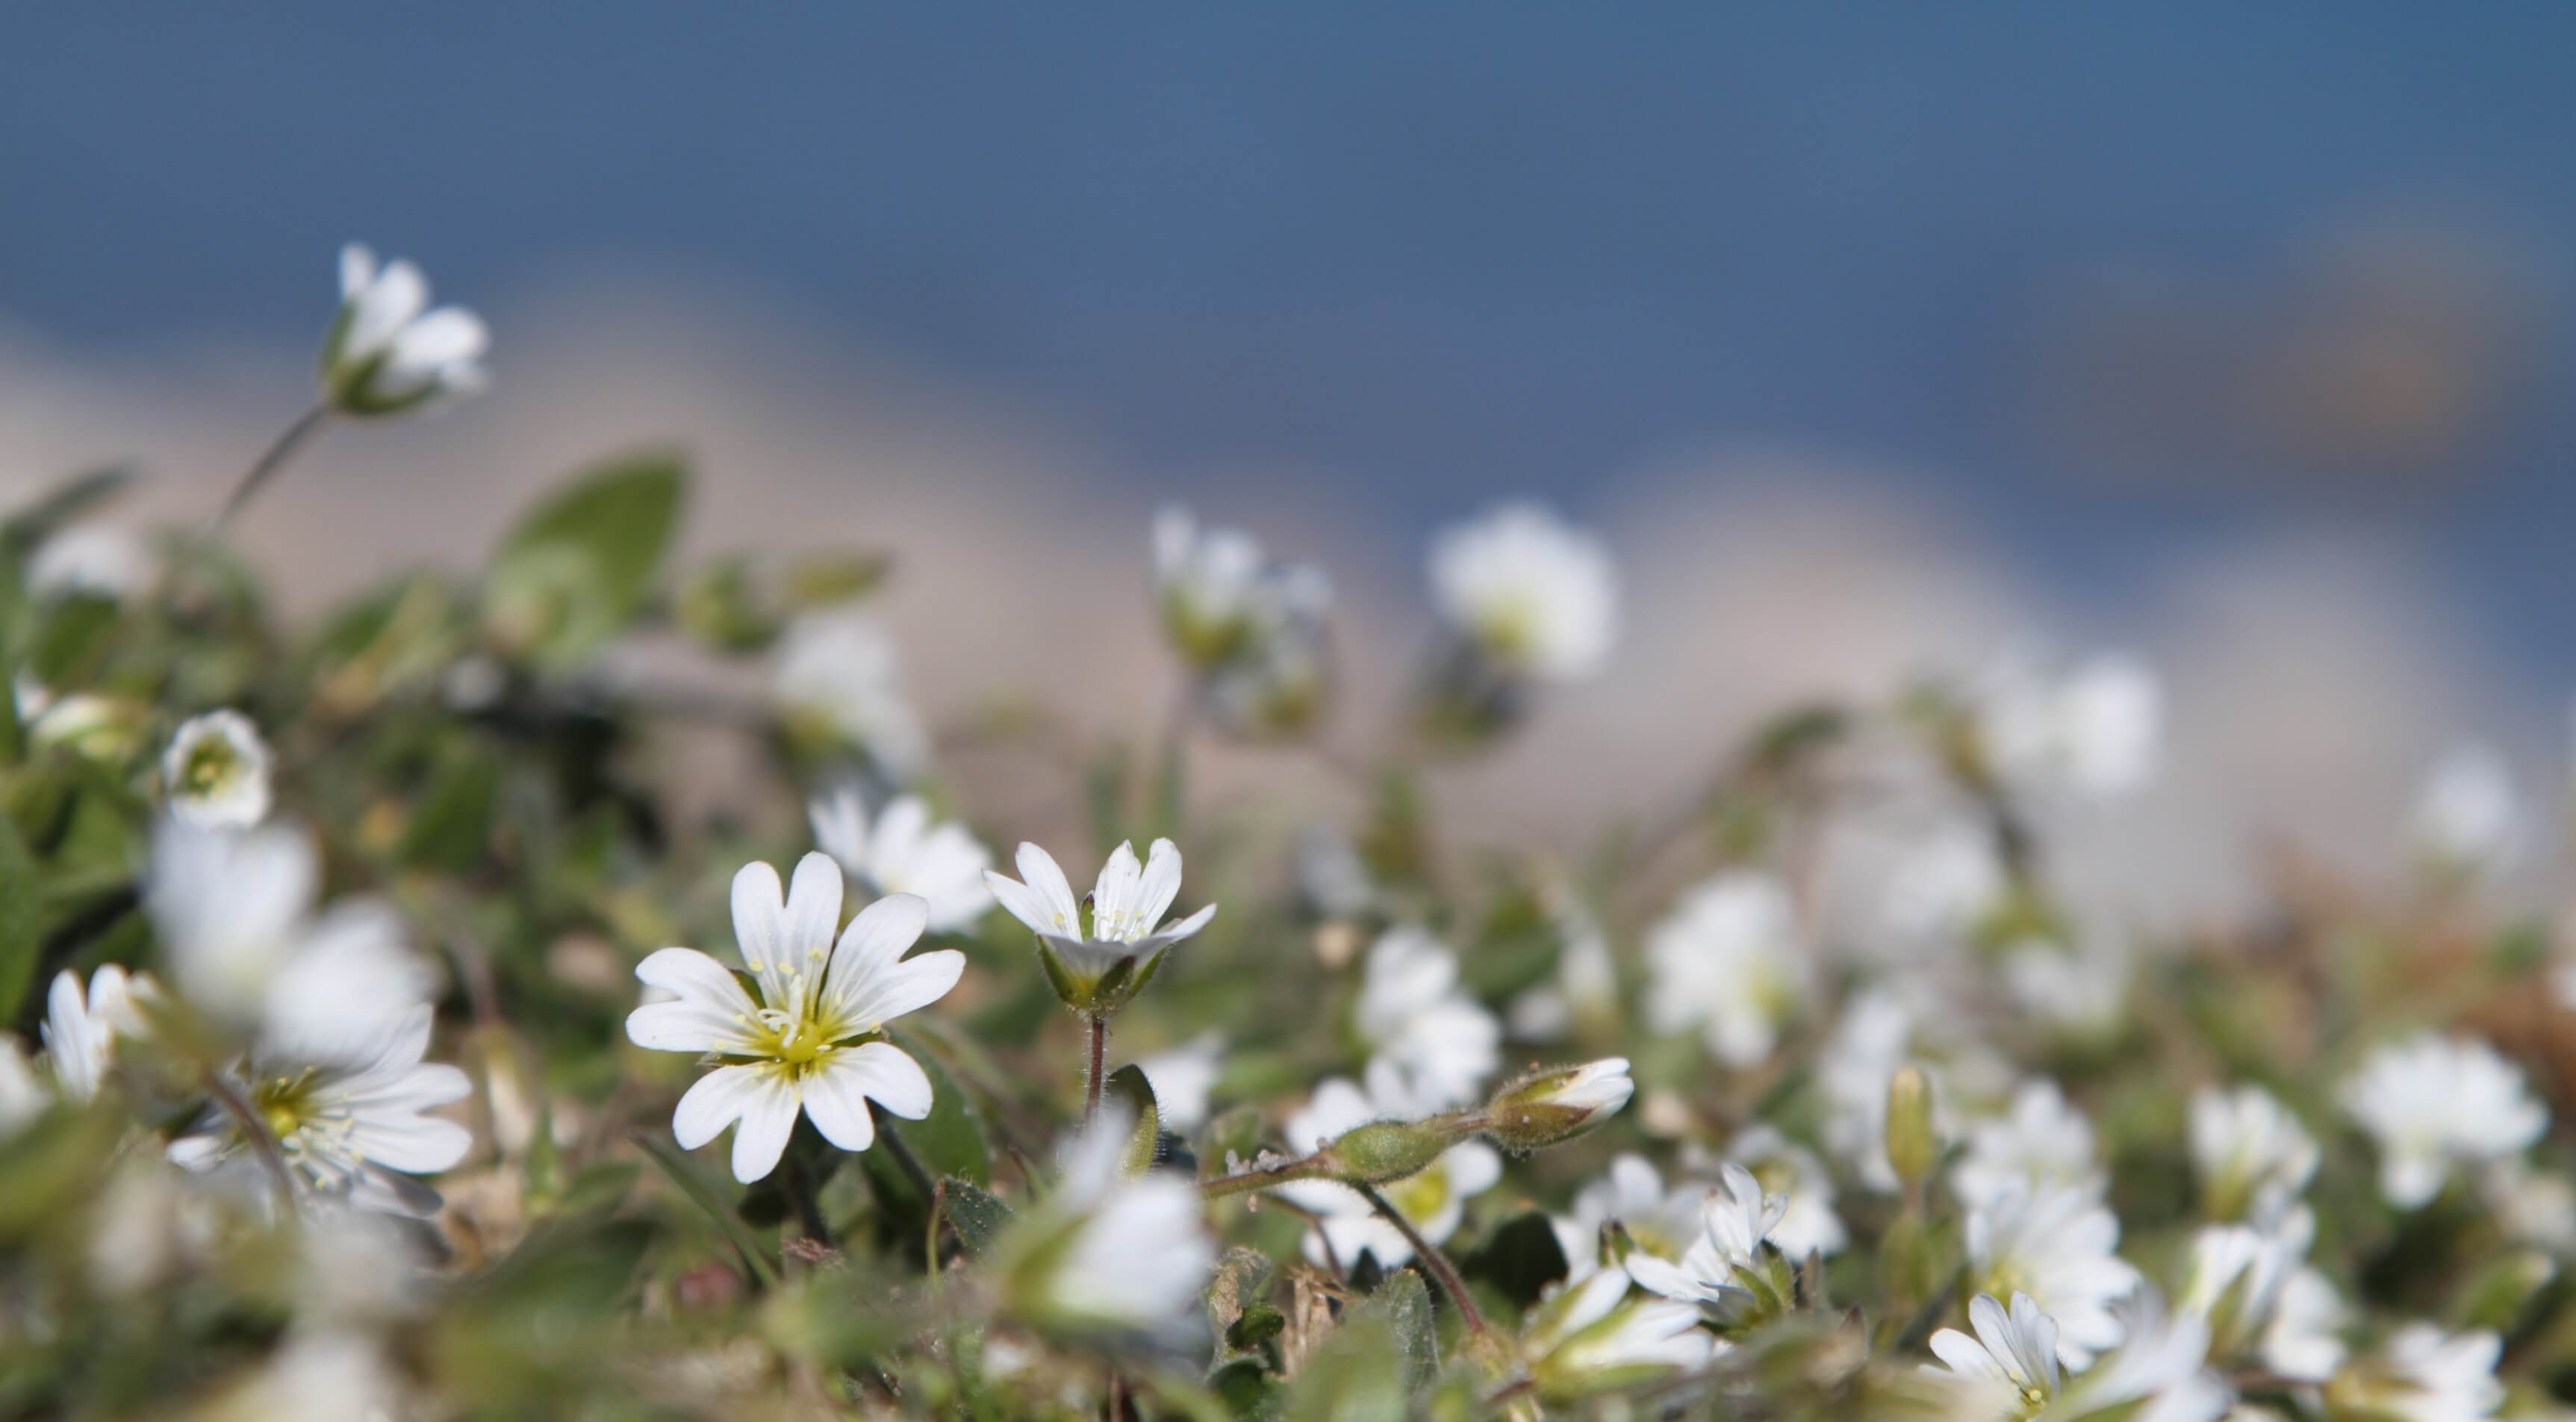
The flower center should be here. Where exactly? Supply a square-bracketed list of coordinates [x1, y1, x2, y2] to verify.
[183, 735, 243, 795]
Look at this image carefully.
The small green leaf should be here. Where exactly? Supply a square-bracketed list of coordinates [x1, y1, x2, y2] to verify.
[400, 751, 503, 873]
[937, 1176, 1013, 1257]
[886, 1026, 990, 1186]
[485, 452, 686, 670]
[631, 1130, 780, 1289]
[1225, 1305, 1286, 1353]
[1104, 1064, 1162, 1175]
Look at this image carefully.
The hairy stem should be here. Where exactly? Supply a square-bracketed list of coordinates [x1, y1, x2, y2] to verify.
[205, 1069, 298, 1217]
[1198, 1150, 1339, 1200]
[1352, 1181, 1490, 1338]
[1083, 1014, 1107, 1126]
[214, 403, 331, 534]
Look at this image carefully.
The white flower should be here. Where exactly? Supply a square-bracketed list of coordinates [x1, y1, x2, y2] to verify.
[2003, 939, 2129, 1044]
[29, 523, 149, 602]
[1427, 500, 1618, 683]
[626, 854, 963, 1183]
[1824, 804, 2009, 961]
[1295, 825, 1378, 920]
[2189, 1085, 2318, 1223]
[1522, 1265, 1715, 1400]
[2483, 1158, 2576, 1253]
[1552, 1153, 1717, 1283]
[772, 609, 930, 779]
[1820, 988, 1944, 1192]
[146, 818, 433, 1062]
[2328, 1324, 2504, 1422]
[1509, 896, 1620, 1041]
[1966, 1181, 2142, 1368]
[162, 710, 276, 830]
[2177, 1209, 2342, 1382]
[1929, 1291, 2062, 1413]
[2051, 1291, 2228, 1422]
[1723, 1126, 1848, 1261]
[1007, 1101, 1214, 1342]
[2340, 1035, 2546, 1211]
[323, 243, 488, 416]
[41, 965, 153, 1100]
[2409, 743, 2522, 874]
[1351, 926, 1500, 1108]
[808, 785, 994, 933]
[1982, 655, 2163, 800]
[1953, 1079, 2103, 1210]
[1154, 508, 1330, 661]
[1275, 1059, 1502, 1270]
[1625, 1163, 1789, 1309]
[984, 838, 1216, 1014]
[0, 1037, 45, 1137]
[169, 1002, 470, 1216]
[1643, 871, 1808, 1068]
[1136, 1031, 1225, 1132]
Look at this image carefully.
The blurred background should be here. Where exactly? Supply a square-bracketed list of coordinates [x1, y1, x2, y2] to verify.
[4, 5, 2573, 912]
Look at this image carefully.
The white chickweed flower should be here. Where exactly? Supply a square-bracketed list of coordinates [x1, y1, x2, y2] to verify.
[1274, 1060, 1502, 1270]
[984, 838, 1216, 1016]
[1965, 1181, 2142, 1368]
[771, 609, 931, 780]
[1625, 1163, 1790, 1312]
[1722, 1126, 1849, 1262]
[2050, 1290, 2229, 1422]
[42, 965, 155, 1100]
[626, 854, 963, 1183]
[1135, 1031, 1225, 1133]
[2177, 1209, 2344, 1382]
[2002, 938, 2130, 1045]
[808, 784, 995, 933]
[321, 243, 488, 417]
[29, 523, 151, 602]
[2409, 743, 2523, 876]
[1980, 654, 2163, 800]
[2340, 1035, 2546, 1211]
[1521, 1265, 1715, 1401]
[1643, 870, 1809, 1069]
[1953, 1078, 2103, 1211]
[2189, 1084, 2318, 1223]
[1001, 1102, 1214, 1344]
[162, 710, 276, 830]
[2326, 1323, 2504, 1422]
[1427, 500, 1619, 684]
[1487, 1057, 1634, 1152]
[1552, 1153, 1721, 1284]
[1351, 926, 1501, 1108]
[1928, 1291, 2062, 1414]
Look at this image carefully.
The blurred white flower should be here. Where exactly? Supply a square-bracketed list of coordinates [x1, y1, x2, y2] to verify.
[1005, 1101, 1213, 1344]
[1551, 1153, 1714, 1284]
[2189, 1084, 2318, 1223]
[2002, 939, 2129, 1044]
[1820, 988, 1942, 1193]
[625, 855, 962, 1183]
[2483, 1157, 2576, 1253]
[86, 1157, 222, 1299]
[2409, 743, 2523, 875]
[1136, 1031, 1224, 1132]
[2177, 1208, 2343, 1382]
[1351, 926, 1500, 1108]
[2050, 1290, 2228, 1422]
[985, 838, 1216, 1014]
[1824, 802, 2007, 963]
[0, 1036, 44, 1136]
[1427, 500, 1618, 683]
[323, 243, 488, 417]
[2340, 1035, 2546, 1211]
[2327, 1324, 2504, 1422]
[1966, 1181, 2142, 1368]
[1509, 896, 1620, 1042]
[209, 1329, 402, 1422]
[162, 710, 275, 830]
[1643, 870, 1808, 1069]
[771, 609, 930, 779]
[1928, 1291, 2061, 1413]
[1275, 1059, 1502, 1270]
[41, 964, 153, 1100]
[1953, 1078, 2103, 1210]
[1154, 507, 1330, 663]
[1295, 825, 1378, 920]
[1981, 654, 2164, 801]
[29, 523, 149, 602]
[169, 1002, 470, 1217]
[1722, 1126, 1847, 1261]
[808, 785, 994, 933]
[1521, 1265, 1715, 1400]
[1625, 1163, 1786, 1310]
[146, 819, 433, 1062]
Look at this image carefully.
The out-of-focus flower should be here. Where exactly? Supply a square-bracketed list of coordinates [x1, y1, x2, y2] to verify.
[2002, 939, 2129, 1045]
[0, 1037, 44, 1136]
[321, 243, 487, 417]
[1643, 870, 1808, 1069]
[1520, 1265, 1715, 1401]
[2048, 1291, 2228, 1422]
[625, 855, 961, 1183]
[1723, 1126, 1848, 1261]
[1154, 508, 1329, 661]
[1275, 1060, 1502, 1270]
[1135, 1031, 1224, 1132]
[1928, 1291, 2061, 1414]
[2483, 1158, 2576, 1253]
[985, 838, 1214, 1017]
[199, 1329, 403, 1422]
[2324, 1324, 2504, 1422]
[87, 1157, 223, 1298]
[2340, 1035, 2546, 1211]
[29, 523, 150, 602]
[18, 681, 147, 761]
[1509, 896, 1620, 1042]
[169, 1002, 470, 1217]
[1295, 826, 1378, 920]
[1625, 1163, 1788, 1312]
[2409, 743, 2522, 875]
[162, 711, 276, 831]
[1965, 1181, 2142, 1368]
[771, 609, 930, 780]
[1953, 1079, 2103, 1210]
[146, 819, 432, 1061]
[2190, 1085, 2318, 1223]
[42, 965, 153, 1100]
[1351, 926, 1499, 1107]
[1820, 989, 1947, 1193]
[1824, 804, 2009, 964]
[1199, 591, 1331, 739]
[1487, 1058, 1633, 1151]
[1979, 655, 2164, 801]
[2177, 1209, 2343, 1383]
[998, 1102, 1213, 1345]
[808, 785, 994, 933]
[1427, 500, 1618, 684]
[1552, 1153, 1717, 1284]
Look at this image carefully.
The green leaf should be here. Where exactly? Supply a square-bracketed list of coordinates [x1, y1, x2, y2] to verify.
[0, 811, 44, 1027]
[3, 467, 133, 547]
[631, 1129, 780, 1289]
[937, 1175, 1012, 1257]
[783, 550, 891, 608]
[485, 452, 686, 670]
[400, 750, 503, 873]
[1104, 1064, 1162, 1176]
[1284, 1268, 1427, 1421]
[1206, 1245, 1278, 1358]
[1347, 1268, 1435, 1393]
[885, 1026, 990, 1186]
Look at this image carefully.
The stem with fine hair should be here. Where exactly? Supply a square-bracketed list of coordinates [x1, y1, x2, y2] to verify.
[213, 402, 331, 534]
[1198, 1150, 1339, 1200]
[205, 1069, 299, 1217]
[1353, 1181, 1490, 1338]
[1083, 1014, 1107, 1126]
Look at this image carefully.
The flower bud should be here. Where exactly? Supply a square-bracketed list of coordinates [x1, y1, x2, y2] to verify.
[1484, 1058, 1634, 1153]
[1885, 1065, 1939, 1195]
[1326, 1118, 1456, 1185]
[321, 244, 488, 417]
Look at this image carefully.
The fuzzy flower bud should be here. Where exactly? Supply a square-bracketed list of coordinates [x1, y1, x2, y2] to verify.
[1885, 1065, 1940, 1196]
[1327, 1118, 1457, 1185]
[1485, 1058, 1634, 1153]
